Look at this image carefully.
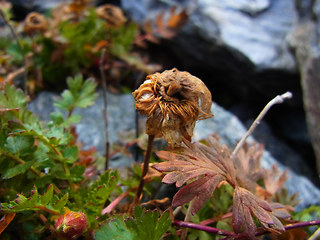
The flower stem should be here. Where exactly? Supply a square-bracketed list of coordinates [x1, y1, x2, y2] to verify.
[181, 200, 195, 240]
[174, 219, 320, 239]
[231, 92, 292, 158]
[100, 48, 110, 171]
[133, 134, 155, 204]
[173, 221, 234, 236]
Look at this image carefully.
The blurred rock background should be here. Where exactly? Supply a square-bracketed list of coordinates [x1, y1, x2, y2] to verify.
[7, 0, 320, 203]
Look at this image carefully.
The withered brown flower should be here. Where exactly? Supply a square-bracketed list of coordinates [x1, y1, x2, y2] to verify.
[133, 68, 213, 147]
[23, 12, 48, 34]
[96, 4, 126, 28]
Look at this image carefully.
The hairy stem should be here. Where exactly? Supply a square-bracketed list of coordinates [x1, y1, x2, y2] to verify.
[231, 92, 292, 158]
[134, 134, 155, 204]
[100, 48, 110, 170]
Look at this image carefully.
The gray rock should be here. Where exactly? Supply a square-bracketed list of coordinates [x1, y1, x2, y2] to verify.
[28, 90, 320, 210]
[195, 103, 320, 210]
[121, 0, 297, 71]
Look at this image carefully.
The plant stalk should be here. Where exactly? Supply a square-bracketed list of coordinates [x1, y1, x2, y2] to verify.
[231, 92, 292, 158]
[0, 10, 28, 93]
[100, 48, 110, 170]
[133, 134, 155, 204]
[181, 200, 195, 240]
[175, 219, 320, 239]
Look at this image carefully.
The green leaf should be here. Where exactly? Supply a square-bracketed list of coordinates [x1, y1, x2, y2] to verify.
[62, 146, 79, 163]
[95, 219, 134, 240]
[0, 84, 28, 109]
[4, 135, 35, 156]
[125, 206, 171, 240]
[51, 193, 69, 212]
[38, 185, 54, 206]
[2, 159, 36, 179]
[54, 74, 98, 112]
[85, 170, 118, 216]
[10, 186, 38, 211]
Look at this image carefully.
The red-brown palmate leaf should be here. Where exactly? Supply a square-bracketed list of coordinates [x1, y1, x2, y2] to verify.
[153, 136, 236, 215]
[263, 165, 289, 196]
[233, 187, 288, 239]
[173, 174, 225, 215]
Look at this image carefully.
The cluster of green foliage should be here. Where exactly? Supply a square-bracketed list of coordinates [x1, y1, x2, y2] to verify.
[0, 2, 151, 92]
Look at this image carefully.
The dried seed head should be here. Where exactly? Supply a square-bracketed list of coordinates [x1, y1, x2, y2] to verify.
[133, 68, 213, 147]
[23, 12, 48, 34]
[96, 4, 126, 27]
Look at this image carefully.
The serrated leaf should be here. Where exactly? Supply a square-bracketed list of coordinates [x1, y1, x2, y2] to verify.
[85, 170, 118, 215]
[38, 185, 54, 206]
[95, 219, 134, 240]
[153, 138, 235, 215]
[62, 146, 79, 163]
[54, 74, 98, 112]
[2, 159, 36, 179]
[11, 186, 38, 211]
[51, 193, 69, 212]
[0, 84, 28, 109]
[4, 135, 35, 156]
[172, 175, 225, 215]
[232, 186, 281, 240]
[125, 206, 171, 240]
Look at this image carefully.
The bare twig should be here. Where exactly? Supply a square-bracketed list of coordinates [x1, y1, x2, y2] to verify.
[231, 92, 292, 158]
[181, 200, 195, 240]
[0, 10, 28, 92]
[101, 190, 131, 215]
[134, 71, 146, 162]
[308, 226, 320, 240]
[173, 221, 234, 237]
[133, 134, 155, 204]
[3, 67, 26, 85]
[100, 48, 110, 170]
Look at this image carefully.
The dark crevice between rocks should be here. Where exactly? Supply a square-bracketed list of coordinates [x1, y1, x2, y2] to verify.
[145, 39, 319, 187]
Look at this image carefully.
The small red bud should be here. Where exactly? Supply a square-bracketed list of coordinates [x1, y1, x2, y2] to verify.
[55, 210, 87, 239]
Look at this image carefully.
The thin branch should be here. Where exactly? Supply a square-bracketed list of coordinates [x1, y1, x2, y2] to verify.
[101, 188, 136, 215]
[309, 227, 320, 240]
[0, 149, 44, 177]
[173, 221, 234, 236]
[100, 48, 110, 170]
[133, 134, 155, 204]
[231, 92, 292, 158]
[175, 219, 320, 240]
[0, 10, 28, 92]
[181, 200, 195, 240]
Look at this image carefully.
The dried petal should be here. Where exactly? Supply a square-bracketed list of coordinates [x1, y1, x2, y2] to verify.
[133, 68, 213, 147]
[23, 12, 48, 34]
[96, 4, 126, 27]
